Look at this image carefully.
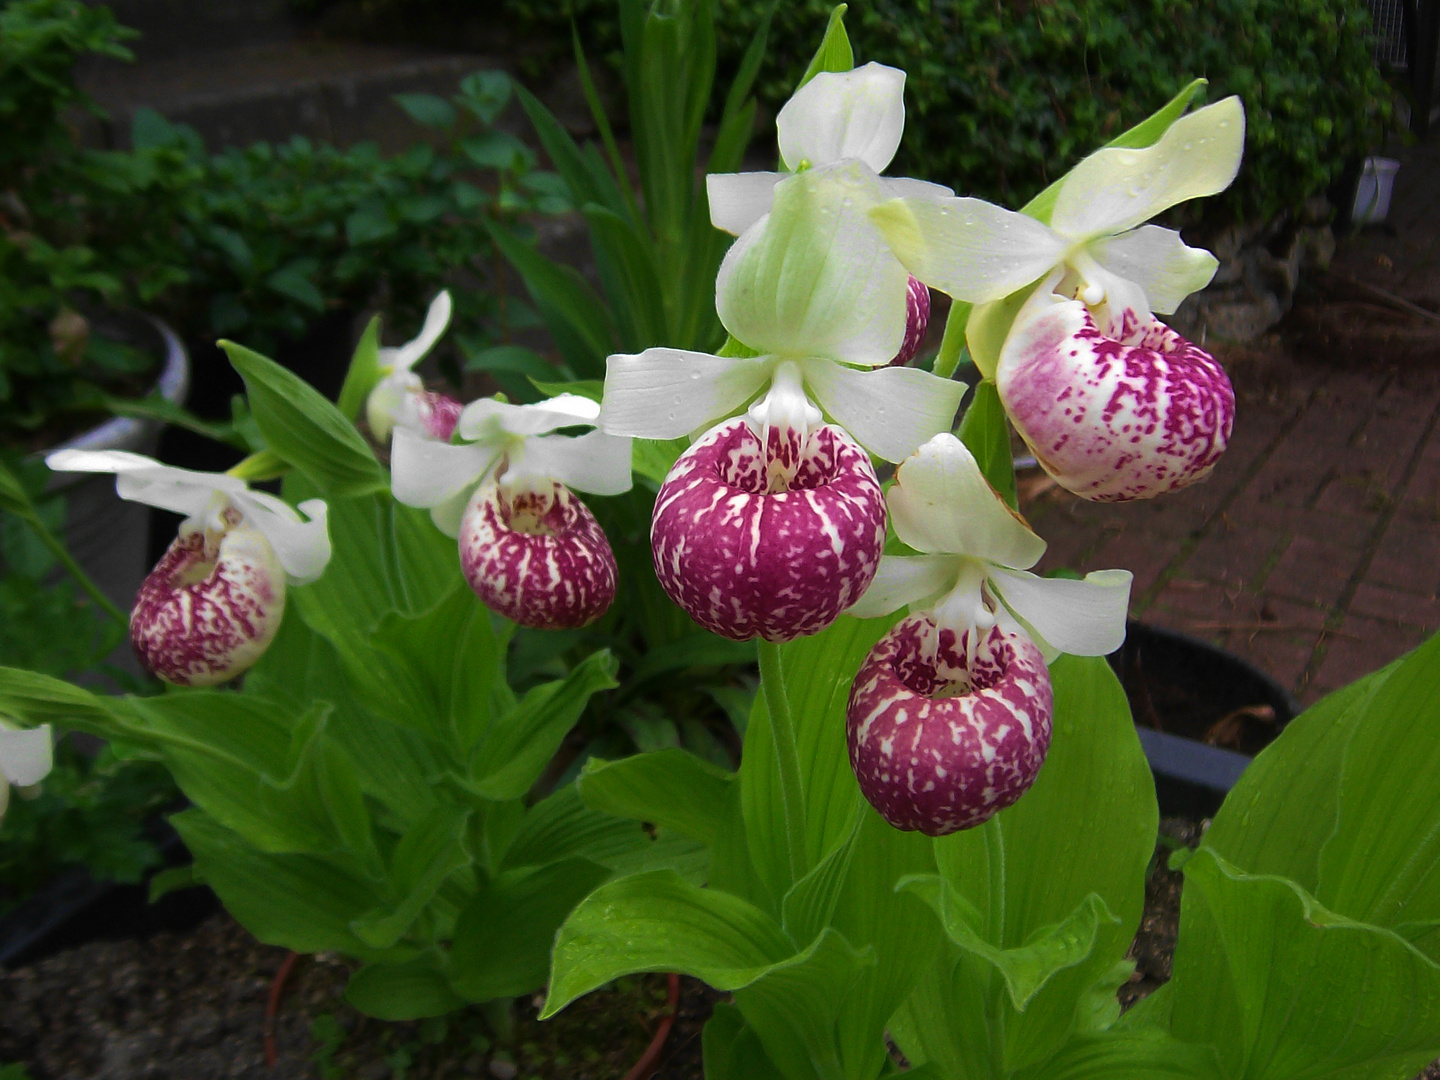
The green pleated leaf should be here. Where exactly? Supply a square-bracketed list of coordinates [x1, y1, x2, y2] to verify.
[794, 4, 854, 97]
[1013, 1028, 1223, 1080]
[336, 314, 381, 423]
[578, 749, 735, 848]
[345, 954, 467, 1021]
[0, 667, 123, 739]
[501, 782, 649, 872]
[703, 1002, 788, 1080]
[350, 805, 470, 950]
[222, 340, 386, 498]
[957, 380, 1017, 509]
[471, 648, 618, 800]
[543, 868, 794, 1018]
[449, 857, 612, 1002]
[1169, 848, 1440, 1080]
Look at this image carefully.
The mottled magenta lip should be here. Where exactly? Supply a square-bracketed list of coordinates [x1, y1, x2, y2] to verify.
[888, 275, 931, 367]
[131, 526, 284, 687]
[459, 480, 618, 629]
[651, 418, 887, 642]
[847, 614, 1053, 835]
[999, 299, 1235, 502]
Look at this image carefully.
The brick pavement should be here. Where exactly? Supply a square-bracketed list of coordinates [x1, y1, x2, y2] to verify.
[1023, 137, 1440, 704]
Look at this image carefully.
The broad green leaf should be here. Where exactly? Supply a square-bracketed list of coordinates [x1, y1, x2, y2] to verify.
[1013, 1028, 1223, 1080]
[0, 667, 122, 739]
[703, 1003, 788, 1080]
[471, 649, 618, 800]
[448, 857, 611, 1002]
[175, 809, 390, 960]
[1203, 664, 1395, 895]
[734, 928, 876, 1080]
[957, 380, 1017, 509]
[222, 341, 386, 498]
[1169, 849, 1440, 1080]
[624, 631, 756, 688]
[101, 393, 248, 449]
[486, 220, 616, 378]
[502, 782, 649, 872]
[1022, 79, 1207, 225]
[779, 805, 861, 947]
[578, 749, 735, 848]
[795, 5, 854, 95]
[350, 805, 470, 950]
[543, 868, 794, 1017]
[337, 314, 381, 423]
[583, 203, 668, 350]
[345, 953, 466, 1020]
[901, 877, 1121, 1013]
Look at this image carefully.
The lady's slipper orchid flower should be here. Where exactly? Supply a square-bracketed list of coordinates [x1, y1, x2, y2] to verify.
[706, 63, 942, 366]
[0, 719, 52, 826]
[366, 291, 463, 444]
[390, 394, 632, 629]
[44, 450, 331, 687]
[869, 98, 1244, 500]
[844, 434, 1131, 835]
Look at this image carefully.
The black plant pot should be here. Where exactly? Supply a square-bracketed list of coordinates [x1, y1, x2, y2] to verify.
[1110, 621, 1302, 818]
[0, 816, 216, 969]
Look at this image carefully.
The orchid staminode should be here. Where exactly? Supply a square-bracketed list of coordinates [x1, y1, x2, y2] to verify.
[845, 435, 1131, 835]
[0, 719, 52, 826]
[390, 394, 633, 629]
[45, 451, 331, 687]
[871, 97, 1244, 500]
[366, 291, 463, 444]
[706, 62, 946, 365]
[605, 167, 965, 642]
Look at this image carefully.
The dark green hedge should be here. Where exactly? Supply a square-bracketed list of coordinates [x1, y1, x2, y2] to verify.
[490, 0, 1392, 224]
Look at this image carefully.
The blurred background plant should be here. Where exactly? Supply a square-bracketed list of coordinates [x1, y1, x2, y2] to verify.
[291, 0, 1394, 227]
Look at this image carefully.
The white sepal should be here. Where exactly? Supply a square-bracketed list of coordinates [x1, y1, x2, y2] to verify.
[378, 290, 452, 373]
[46, 449, 247, 518]
[599, 348, 774, 440]
[716, 161, 908, 366]
[0, 723, 52, 787]
[228, 491, 331, 585]
[1087, 225, 1219, 316]
[458, 393, 600, 442]
[986, 566, 1132, 659]
[1050, 97, 1246, 240]
[801, 359, 967, 464]
[707, 171, 786, 236]
[391, 427, 503, 508]
[507, 429, 634, 497]
[846, 554, 956, 619]
[888, 434, 1046, 569]
[776, 62, 906, 174]
[868, 195, 1068, 304]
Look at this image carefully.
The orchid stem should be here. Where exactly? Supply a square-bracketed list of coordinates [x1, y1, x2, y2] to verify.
[933, 300, 972, 381]
[757, 638, 808, 882]
[34, 522, 129, 630]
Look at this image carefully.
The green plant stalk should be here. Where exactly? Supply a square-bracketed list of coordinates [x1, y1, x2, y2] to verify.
[757, 638, 808, 881]
[932, 300, 971, 380]
[24, 514, 128, 630]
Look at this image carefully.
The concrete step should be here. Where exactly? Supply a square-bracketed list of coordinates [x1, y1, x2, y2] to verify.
[83, 0, 298, 62]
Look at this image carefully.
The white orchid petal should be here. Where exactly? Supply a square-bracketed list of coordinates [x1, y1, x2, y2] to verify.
[1088, 225, 1219, 315]
[365, 373, 419, 443]
[0, 724, 52, 787]
[717, 161, 909, 365]
[802, 359, 967, 463]
[1068, 253, 1155, 338]
[1050, 97, 1246, 239]
[391, 427, 502, 508]
[230, 491, 332, 585]
[846, 554, 957, 619]
[458, 393, 600, 442]
[879, 176, 956, 203]
[868, 195, 1068, 303]
[598, 348, 774, 439]
[45, 449, 247, 518]
[379, 290, 453, 372]
[508, 430, 634, 496]
[706, 171, 786, 235]
[777, 62, 907, 173]
[986, 566, 1132, 657]
[888, 434, 1047, 568]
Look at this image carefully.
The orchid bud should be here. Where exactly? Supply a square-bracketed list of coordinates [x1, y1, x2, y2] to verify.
[888, 276, 931, 367]
[458, 479, 618, 629]
[132, 503, 287, 686]
[366, 291, 460, 444]
[847, 614, 1053, 835]
[651, 392, 886, 643]
[997, 285, 1235, 502]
